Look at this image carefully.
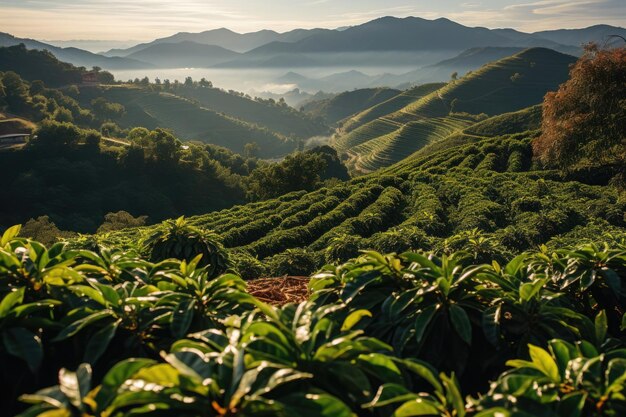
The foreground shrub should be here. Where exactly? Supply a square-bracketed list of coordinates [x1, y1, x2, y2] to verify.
[143, 216, 230, 277]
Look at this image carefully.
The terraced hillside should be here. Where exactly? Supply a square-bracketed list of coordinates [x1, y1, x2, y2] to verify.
[339, 83, 444, 132]
[79, 86, 297, 157]
[334, 48, 575, 172]
[302, 87, 402, 125]
[92, 126, 625, 278]
[175, 86, 329, 138]
[413, 104, 542, 157]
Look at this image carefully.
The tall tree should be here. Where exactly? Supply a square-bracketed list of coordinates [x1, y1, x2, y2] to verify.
[533, 45, 626, 171]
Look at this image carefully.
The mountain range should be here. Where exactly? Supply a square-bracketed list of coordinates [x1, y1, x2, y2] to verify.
[0, 32, 151, 70]
[2, 17, 625, 72]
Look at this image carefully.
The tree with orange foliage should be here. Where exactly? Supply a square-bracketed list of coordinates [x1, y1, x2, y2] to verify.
[532, 44, 625, 174]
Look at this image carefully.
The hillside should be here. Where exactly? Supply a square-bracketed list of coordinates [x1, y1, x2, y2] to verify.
[0, 116, 35, 136]
[532, 24, 626, 47]
[79, 86, 296, 157]
[340, 83, 446, 132]
[92, 126, 625, 279]
[0, 32, 150, 70]
[125, 41, 241, 68]
[103, 27, 333, 56]
[247, 17, 522, 55]
[414, 105, 543, 157]
[175, 86, 329, 138]
[333, 48, 576, 172]
[302, 87, 401, 124]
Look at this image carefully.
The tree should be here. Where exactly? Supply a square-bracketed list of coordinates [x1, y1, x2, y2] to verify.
[97, 211, 148, 233]
[19, 216, 75, 246]
[100, 122, 122, 137]
[247, 151, 327, 199]
[184, 76, 194, 87]
[0, 76, 6, 107]
[199, 78, 213, 88]
[148, 128, 182, 162]
[32, 120, 83, 148]
[451, 71, 458, 81]
[91, 97, 125, 120]
[1, 71, 30, 112]
[53, 106, 73, 122]
[29, 80, 45, 96]
[243, 142, 260, 159]
[127, 127, 150, 144]
[84, 130, 101, 151]
[97, 71, 115, 84]
[532, 45, 626, 171]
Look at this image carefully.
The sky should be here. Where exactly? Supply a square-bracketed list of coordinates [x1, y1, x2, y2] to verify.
[1, 0, 625, 46]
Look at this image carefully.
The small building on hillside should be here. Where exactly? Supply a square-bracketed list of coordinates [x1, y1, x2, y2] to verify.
[82, 72, 98, 84]
[0, 133, 30, 145]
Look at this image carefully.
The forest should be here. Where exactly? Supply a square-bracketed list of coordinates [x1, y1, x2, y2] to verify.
[0, 28, 625, 417]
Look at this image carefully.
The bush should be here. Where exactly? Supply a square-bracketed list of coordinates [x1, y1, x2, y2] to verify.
[266, 248, 321, 276]
[143, 217, 230, 277]
[231, 250, 267, 280]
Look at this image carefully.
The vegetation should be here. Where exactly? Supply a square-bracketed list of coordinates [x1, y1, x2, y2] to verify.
[533, 45, 625, 180]
[334, 48, 576, 172]
[2, 224, 626, 416]
[303, 87, 401, 125]
[175, 83, 329, 138]
[0, 44, 83, 87]
[80, 129, 626, 278]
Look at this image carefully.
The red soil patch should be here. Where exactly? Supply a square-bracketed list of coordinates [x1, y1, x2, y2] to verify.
[247, 276, 310, 305]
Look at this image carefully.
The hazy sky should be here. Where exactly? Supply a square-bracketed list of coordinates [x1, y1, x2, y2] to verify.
[1, 0, 625, 43]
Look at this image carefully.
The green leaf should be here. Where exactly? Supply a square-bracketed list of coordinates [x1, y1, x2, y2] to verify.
[341, 309, 372, 331]
[449, 304, 472, 345]
[95, 358, 157, 412]
[519, 279, 545, 302]
[282, 393, 354, 417]
[475, 408, 511, 417]
[358, 353, 404, 385]
[2, 327, 43, 373]
[528, 344, 560, 382]
[398, 359, 443, 393]
[1, 224, 21, 246]
[83, 320, 119, 365]
[59, 364, 92, 408]
[170, 299, 195, 339]
[392, 399, 441, 416]
[482, 305, 501, 347]
[557, 392, 586, 417]
[595, 310, 607, 344]
[363, 383, 417, 408]
[53, 310, 114, 341]
[440, 373, 465, 417]
[414, 305, 437, 346]
[68, 285, 107, 307]
[0, 287, 25, 318]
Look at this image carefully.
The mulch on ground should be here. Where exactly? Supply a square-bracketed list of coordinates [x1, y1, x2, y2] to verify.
[247, 276, 310, 305]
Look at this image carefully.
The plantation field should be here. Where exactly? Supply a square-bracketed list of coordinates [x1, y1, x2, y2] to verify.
[303, 87, 402, 125]
[333, 49, 576, 172]
[90, 129, 626, 280]
[3, 218, 626, 416]
[339, 83, 445, 133]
